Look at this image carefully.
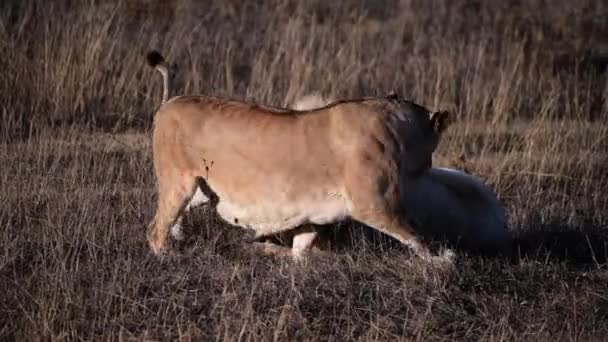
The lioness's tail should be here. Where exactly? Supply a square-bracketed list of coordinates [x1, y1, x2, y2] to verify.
[146, 50, 170, 104]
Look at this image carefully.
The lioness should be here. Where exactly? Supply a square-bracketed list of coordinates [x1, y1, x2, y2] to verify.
[145, 51, 450, 261]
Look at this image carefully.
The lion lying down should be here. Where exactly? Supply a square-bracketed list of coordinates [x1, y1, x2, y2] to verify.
[145, 51, 450, 263]
[286, 94, 512, 256]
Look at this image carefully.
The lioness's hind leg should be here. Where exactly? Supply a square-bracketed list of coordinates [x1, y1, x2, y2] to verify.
[148, 175, 197, 255]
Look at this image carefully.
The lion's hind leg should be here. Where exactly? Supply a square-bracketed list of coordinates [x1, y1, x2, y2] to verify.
[291, 230, 320, 259]
[251, 231, 320, 262]
[169, 186, 209, 241]
[251, 241, 294, 258]
[249, 227, 323, 261]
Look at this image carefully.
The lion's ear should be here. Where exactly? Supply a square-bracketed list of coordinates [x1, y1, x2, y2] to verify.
[430, 110, 450, 134]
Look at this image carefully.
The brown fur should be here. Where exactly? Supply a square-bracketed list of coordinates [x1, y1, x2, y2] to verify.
[145, 52, 450, 262]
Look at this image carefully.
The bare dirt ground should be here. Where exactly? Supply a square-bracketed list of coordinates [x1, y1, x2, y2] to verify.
[1, 0, 607, 340]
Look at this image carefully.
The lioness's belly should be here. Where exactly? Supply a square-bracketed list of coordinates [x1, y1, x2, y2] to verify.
[214, 191, 350, 235]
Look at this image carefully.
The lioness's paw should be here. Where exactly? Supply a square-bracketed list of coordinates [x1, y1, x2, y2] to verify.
[150, 245, 166, 256]
[148, 239, 168, 256]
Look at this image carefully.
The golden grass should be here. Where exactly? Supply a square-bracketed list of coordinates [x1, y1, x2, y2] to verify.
[1, 0, 607, 340]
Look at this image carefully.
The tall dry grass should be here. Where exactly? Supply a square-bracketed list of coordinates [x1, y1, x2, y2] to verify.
[1, 0, 608, 340]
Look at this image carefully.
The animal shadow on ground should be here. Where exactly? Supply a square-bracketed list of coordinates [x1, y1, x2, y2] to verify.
[176, 204, 607, 269]
[512, 219, 608, 269]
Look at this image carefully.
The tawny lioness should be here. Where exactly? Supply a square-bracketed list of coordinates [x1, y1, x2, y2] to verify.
[145, 51, 450, 261]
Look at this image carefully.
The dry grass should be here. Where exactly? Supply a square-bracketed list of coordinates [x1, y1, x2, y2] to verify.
[1, 0, 608, 340]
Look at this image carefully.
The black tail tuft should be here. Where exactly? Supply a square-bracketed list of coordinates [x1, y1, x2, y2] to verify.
[146, 50, 165, 67]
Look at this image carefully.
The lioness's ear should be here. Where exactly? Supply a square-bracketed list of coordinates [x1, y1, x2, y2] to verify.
[430, 110, 450, 134]
[386, 90, 398, 100]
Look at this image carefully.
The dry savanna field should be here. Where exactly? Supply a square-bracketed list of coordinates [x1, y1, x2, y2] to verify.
[1, 0, 608, 340]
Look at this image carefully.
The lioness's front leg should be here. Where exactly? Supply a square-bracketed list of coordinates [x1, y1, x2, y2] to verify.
[346, 164, 452, 263]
